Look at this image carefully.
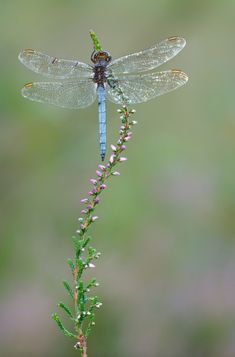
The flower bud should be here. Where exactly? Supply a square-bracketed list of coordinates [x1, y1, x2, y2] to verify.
[112, 171, 121, 176]
[80, 198, 88, 204]
[119, 157, 127, 162]
[96, 170, 102, 177]
[90, 178, 97, 185]
[109, 154, 115, 163]
[98, 164, 106, 170]
[81, 209, 88, 214]
[94, 197, 100, 204]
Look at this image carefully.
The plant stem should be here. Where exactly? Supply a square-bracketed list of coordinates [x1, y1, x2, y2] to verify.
[73, 106, 136, 356]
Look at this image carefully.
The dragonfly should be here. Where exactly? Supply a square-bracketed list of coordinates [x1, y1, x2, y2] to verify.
[18, 36, 188, 161]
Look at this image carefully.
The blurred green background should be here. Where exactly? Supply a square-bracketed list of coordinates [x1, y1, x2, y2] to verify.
[1, 0, 235, 356]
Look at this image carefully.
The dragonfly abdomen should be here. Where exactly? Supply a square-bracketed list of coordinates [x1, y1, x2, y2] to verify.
[97, 85, 106, 161]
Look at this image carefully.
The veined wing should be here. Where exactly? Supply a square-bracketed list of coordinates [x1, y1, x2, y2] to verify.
[18, 49, 93, 79]
[108, 37, 186, 75]
[106, 70, 188, 104]
[21, 80, 97, 109]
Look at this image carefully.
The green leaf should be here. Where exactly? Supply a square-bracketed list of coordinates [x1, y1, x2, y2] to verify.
[88, 246, 96, 257]
[58, 302, 74, 320]
[71, 236, 91, 258]
[63, 281, 74, 299]
[67, 258, 75, 274]
[82, 236, 91, 248]
[52, 313, 76, 338]
[87, 278, 97, 289]
[71, 236, 82, 251]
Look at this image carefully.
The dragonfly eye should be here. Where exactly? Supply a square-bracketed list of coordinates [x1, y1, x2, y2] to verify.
[91, 50, 98, 63]
[103, 51, 112, 62]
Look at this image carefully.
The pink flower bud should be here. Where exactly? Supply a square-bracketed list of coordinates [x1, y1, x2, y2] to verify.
[96, 170, 102, 177]
[109, 154, 115, 163]
[80, 198, 88, 204]
[100, 184, 107, 190]
[110, 144, 117, 151]
[119, 157, 127, 162]
[98, 164, 106, 170]
[94, 197, 100, 204]
[92, 216, 98, 222]
[90, 178, 97, 185]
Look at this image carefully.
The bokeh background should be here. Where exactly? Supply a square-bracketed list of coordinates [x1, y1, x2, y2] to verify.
[1, 0, 235, 356]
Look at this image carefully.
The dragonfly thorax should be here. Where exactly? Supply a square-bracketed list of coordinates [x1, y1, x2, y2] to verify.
[92, 51, 112, 86]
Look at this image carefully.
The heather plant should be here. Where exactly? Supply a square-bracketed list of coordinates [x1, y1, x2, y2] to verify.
[52, 33, 137, 357]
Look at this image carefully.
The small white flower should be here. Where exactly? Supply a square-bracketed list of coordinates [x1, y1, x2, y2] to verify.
[95, 302, 103, 308]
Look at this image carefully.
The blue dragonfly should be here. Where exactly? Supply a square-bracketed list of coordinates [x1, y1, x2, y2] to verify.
[18, 36, 188, 161]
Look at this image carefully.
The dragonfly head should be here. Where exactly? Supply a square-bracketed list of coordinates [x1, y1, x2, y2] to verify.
[91, 50, 112, 64]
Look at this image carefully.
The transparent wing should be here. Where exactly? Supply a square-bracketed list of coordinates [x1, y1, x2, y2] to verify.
[18, 49, 93, 79]
[106, 70, 188, 104]
[21, 80, 97, 109]
[108, 37, 186, 75]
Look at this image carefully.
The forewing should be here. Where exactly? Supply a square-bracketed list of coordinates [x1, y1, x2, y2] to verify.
[108, 37, 186, 74]
[18, 49, 93, 79]
[106, 70, 188, 104]
[21, 80, 97, 109]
